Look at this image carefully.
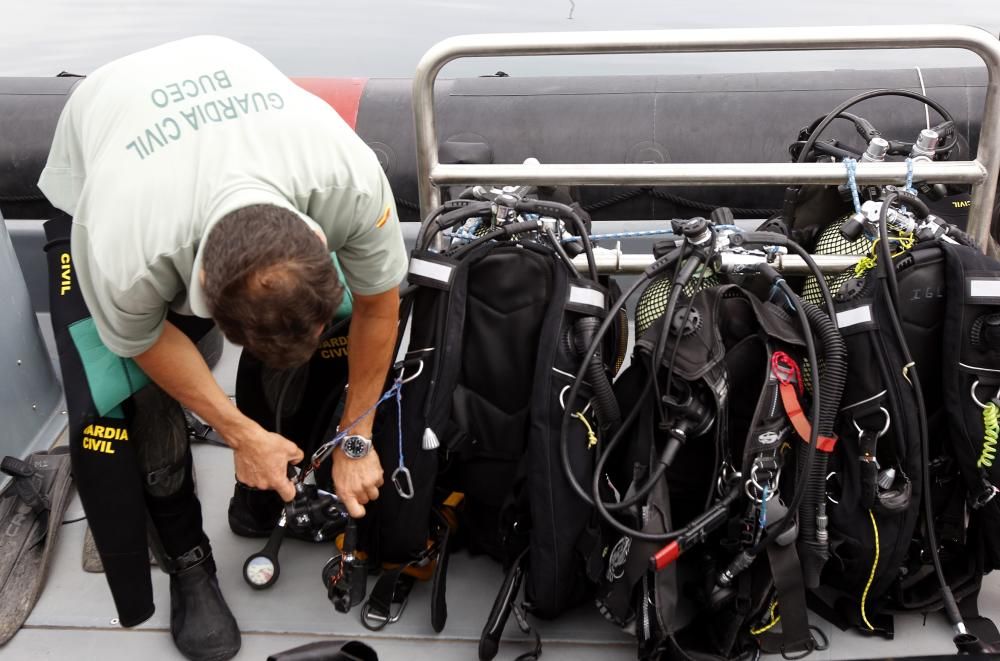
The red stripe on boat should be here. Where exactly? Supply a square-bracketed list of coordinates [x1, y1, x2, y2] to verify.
[292, 77, 368, 129]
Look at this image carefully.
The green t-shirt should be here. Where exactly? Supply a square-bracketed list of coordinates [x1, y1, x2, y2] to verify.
[38, 35, 407, 358]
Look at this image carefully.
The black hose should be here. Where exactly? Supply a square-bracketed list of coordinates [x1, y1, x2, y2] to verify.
[572, 316, 621, 429]
[516, 198, 599, 282]
[786, 89, 957, 227]
[559, 246, 687, 509]
[796, 89, 957, 166]
[797, 300, 848, 588]
[418, 200, 493, 251]
[876, 192, 968, 639]
[892, 189, 932, 219]
[738, 230, 837, 323]
[787, 240, 837, 322]
[544, 225, 582, 280]
[589, 253, 821, 544]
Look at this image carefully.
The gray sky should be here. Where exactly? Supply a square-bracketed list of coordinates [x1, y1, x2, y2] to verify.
[1, 1, 999, 77]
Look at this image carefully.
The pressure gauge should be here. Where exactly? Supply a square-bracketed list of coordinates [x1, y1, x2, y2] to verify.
[243, 553, 279, 589]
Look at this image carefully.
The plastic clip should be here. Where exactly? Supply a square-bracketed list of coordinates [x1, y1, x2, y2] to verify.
[771, 351, 803, 394]
[392, 466, 415, 500]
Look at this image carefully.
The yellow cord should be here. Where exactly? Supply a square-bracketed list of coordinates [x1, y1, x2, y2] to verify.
[750, 599, 781, 636]
[853, 233, 916, 278]
[860, 510, 881, 631]
[573, 412, 598, 449]
[854, 254, 879, 277]
[979, 403, 999, 468]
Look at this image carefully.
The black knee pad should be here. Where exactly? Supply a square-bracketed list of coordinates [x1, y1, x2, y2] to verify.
[129, 383, 190, 498]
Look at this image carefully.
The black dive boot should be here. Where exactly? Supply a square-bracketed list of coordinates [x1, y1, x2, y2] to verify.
[166, 541, 241, 661]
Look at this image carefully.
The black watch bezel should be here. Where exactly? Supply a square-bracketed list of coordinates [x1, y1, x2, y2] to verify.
[341, 434, 372, 459]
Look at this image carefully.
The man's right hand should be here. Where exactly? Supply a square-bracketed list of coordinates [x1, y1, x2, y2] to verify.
[230, 424, 304, 502]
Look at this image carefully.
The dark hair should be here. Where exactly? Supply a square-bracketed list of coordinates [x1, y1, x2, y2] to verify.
[201, 204, 342, 368]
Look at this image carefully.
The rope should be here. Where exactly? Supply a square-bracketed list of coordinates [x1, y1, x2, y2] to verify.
[563, 228, 678, 243]
[573, 412, 598, 449]
[583, 188, 647, 211]
[844, 158, 862, 215]
[979, 403, 999, 469]
[853, 234, 915, 278]
[750, 599, 782, 636]
[305, 379, 403, 478]
[860, 510, 881, 631]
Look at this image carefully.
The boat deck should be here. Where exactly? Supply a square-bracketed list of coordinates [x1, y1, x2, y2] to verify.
[5, 326, 1000, 661]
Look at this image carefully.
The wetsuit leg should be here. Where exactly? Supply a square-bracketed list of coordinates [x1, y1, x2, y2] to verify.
[44, 214, 152, 626]
[132, 313, 215, 557]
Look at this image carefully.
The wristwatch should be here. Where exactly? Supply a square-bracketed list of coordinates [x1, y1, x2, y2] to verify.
[341, 434, 373, 459]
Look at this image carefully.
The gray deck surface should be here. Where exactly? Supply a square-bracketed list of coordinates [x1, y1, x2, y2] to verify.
[4, 333, 1000, 660]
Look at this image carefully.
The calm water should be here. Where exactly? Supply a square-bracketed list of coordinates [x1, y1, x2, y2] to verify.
[1, 1, 999, 79]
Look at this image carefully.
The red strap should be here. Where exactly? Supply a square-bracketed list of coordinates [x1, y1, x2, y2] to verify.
[772, 352, 837, 453]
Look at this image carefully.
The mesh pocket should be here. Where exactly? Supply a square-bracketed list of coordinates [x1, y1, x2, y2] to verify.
[801, 219, 873, 306]
[635, 273, 719, 337]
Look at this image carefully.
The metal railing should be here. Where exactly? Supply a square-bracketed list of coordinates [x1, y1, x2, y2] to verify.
[412, 25, 1000, 257]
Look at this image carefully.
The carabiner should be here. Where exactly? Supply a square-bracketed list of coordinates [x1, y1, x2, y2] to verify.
[392, 466, 415, 500]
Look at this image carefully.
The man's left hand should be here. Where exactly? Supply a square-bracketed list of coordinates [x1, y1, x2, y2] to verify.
[332, 451, 384, 518]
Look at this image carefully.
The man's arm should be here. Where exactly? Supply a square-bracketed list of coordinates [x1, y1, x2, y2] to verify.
[134, 320, 303, 501]
[332, 286, 400, 518]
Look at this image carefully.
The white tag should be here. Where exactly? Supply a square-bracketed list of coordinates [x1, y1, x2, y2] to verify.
[409, 257, 453, 284]
[970, 279, 1000, 298]
[568, 285, 604, 308]
[836, 305, 873, 328]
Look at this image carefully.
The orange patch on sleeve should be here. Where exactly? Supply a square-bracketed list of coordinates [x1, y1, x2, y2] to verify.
[375, 206, 391, 228]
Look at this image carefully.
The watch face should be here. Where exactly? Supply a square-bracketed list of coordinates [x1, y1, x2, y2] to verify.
[342, 435, 371, 459]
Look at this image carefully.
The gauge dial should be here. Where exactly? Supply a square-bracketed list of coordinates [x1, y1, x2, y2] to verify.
[244, 554, 278, 589]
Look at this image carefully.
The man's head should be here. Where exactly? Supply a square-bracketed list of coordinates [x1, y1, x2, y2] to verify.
[201, 204, 342, 368]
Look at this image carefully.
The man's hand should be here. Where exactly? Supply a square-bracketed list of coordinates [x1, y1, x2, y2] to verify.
[231, 425, 304, 502]
[332, 451, 384, 518]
